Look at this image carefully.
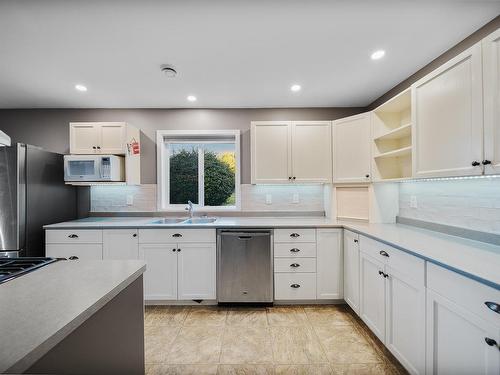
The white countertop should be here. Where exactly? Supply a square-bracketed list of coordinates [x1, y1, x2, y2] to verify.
[0, 259, 146, 373]
[44, 216, 500, 289]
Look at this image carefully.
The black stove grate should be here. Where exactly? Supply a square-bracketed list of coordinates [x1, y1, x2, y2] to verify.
[0, 257, 59, 284]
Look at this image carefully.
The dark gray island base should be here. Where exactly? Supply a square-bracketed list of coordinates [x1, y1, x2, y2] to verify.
[26, 276, 145, 375]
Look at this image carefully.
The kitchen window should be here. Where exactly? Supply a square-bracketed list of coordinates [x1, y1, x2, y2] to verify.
[157, 130, 241, 211]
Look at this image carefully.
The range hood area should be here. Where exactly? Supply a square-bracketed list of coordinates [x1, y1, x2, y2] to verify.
[0, 130, 11, 146]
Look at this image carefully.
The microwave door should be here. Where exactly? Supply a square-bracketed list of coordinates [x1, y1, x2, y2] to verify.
[65, 159, 99, 181]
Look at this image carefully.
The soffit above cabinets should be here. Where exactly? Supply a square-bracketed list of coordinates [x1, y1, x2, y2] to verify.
[0, 1, 498, 108]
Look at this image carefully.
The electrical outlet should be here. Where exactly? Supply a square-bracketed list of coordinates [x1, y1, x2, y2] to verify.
[126, 195, 134, 206]
[292, 193, 299, 204]
[410, 195, 418, 209]
[265, 194, 272, 205]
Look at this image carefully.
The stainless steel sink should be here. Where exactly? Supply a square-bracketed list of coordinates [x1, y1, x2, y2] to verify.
[149, 218, 186, 224]
[182, 217, 217, 224]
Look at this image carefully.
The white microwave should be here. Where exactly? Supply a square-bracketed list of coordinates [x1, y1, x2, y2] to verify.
[64, 155, 125, 182]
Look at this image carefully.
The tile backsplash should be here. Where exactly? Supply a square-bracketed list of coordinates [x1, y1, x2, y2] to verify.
[399, 177, 500, 234]
[90, 184, 324, 213]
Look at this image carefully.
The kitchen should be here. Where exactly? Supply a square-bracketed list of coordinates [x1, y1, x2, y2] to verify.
[0, 1, 499, 375]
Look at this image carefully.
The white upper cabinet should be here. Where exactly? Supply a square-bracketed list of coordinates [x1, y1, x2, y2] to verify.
[292, 121, 332, 183]
[251, 121, 332, 184]
[70, 122, 130, 155]
[412, 43, 484, 178]
[483, 28, 500, 175]
[333, 113, 371, 183]
[251, 121, 292, 184]
[102, 229, 139, 260]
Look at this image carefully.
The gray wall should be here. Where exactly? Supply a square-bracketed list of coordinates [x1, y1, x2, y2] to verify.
[0, 107, 363, 184]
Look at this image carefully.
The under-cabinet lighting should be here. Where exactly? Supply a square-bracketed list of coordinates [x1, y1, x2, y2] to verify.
[75, 84, 88, 92]
[187, 95, 197, 102]
[290, 84, 301, 92]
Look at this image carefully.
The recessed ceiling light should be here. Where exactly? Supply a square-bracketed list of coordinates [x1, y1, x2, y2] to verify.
[371, 50, 386, 60]
[291, 84, 301, 92]
[75, 84, 87, 92]
[187, 95, 197, 102]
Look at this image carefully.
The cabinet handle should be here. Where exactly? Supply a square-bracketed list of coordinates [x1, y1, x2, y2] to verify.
[365, 174, 370, 178]
[96, 146, 101, 150]
[378, 270, 388, 278]
[92, 146, 97, 150]
[378, 270, 384, 276]
[173, 233, 182, 238]
[68, 256, 79, 260]
[485, 338, 500, 351]
[68, 234, 79, 239]
[172, 248, 176, 252]
[482, 160, 492, 165]
[471, 161, 481, 167]
[485, 302, 500, 314]
[379, 250, 390, 257]
[290, 248, 300, 253]
[290, 263, 300, 268]
[132, 233, 137, 237]
[177, 248, 181, 252]
[354, 239, 358, 243]
[290, 233, 300, 238]
[290, 284, 301, 288]
[292, 176, 296, 180]
[288, 177, 292, 180]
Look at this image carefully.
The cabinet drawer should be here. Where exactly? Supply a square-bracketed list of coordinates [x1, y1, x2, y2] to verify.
[274, 243, 316, 258]
[274, 257, 316, 273]
[274, 229, 316, 243]
[139, 229, 216, 243]
[359, 235, 387, 263]
[275, 273, 316, 300]
[46, 244, 103, 260]
[46, 229, 102, 244]
[427, 263, 500, 326]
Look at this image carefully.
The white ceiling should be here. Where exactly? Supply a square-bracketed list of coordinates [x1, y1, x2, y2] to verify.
[0, 0, 498, 109]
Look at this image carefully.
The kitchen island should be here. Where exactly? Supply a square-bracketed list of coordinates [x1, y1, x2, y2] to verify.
[0, 259, 146, 374]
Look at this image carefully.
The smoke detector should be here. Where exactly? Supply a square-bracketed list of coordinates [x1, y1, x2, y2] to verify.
[160, 64, 177, 78]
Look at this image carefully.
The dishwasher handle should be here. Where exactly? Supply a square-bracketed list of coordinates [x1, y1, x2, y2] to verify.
[220, 232, 271, 239]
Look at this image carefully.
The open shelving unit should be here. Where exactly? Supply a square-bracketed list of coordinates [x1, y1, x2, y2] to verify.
[371, 88, 413, 181]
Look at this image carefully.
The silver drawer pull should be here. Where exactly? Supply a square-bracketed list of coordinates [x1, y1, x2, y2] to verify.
[172, 233, 182, 238]
[68, 256, 79, 260]
[485, 302, 500, 314]
[290, 263, 300, 268]
[68, 234, 79, 239]
[485, 337, 500, 351]
[379, 250, 390, 257]
[290, 233, 300, 238]
[290, 248, 300, 253]
[290, 284, 301, 288]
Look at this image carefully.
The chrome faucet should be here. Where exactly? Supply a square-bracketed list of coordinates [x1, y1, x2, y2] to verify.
[185, 200, 194, 218]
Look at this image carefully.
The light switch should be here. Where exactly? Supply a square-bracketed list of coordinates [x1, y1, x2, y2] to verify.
[126, 195, 134, 206]
[410, 195, 418, 209]
[292, 193, 299, 204]
[265, 194, 272, 205]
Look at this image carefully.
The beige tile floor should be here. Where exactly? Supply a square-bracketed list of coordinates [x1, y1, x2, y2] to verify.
[144, 305, 409, 375]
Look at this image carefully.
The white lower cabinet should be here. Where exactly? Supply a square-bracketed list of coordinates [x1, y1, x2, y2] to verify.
[316, 228, 343, 299]
[177, 243, 216, 300]
[139, 244, 178, 300]
[359, 251, 386, 341]
[103, 229, 138, 260]
[343, 230, 360, 313]
[274, 273, 317, 300]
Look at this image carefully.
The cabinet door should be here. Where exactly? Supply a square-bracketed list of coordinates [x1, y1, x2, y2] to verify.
[359, 251, 386, 342]
[177, 243, 216, 300]
[139, 244, 178, 300]
[69, 123, 100, 154]
[412, 43, 483, 177]
[483, 29, 500, 175]
[46, 244, 102, 260]
[103, 229, 138, 260]
[292, 121, 332, 183]
[385, 266, 425, 375]
[316, 228, 342, 299]
[99, 122, 127, 154]
[333, 113, 371, 183]
[426, 289, 500, 375]
[343, 230, 360, 314]
[251, 121, 292, 184]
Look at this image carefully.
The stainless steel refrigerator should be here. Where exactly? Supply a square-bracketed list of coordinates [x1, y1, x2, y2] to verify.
[0, 143, 77, 257]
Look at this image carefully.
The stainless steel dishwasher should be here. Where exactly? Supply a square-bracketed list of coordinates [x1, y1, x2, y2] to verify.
[217, 229, 273, 303]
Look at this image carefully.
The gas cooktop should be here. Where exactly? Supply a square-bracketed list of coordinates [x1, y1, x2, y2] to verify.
[0, 257, 59, 284]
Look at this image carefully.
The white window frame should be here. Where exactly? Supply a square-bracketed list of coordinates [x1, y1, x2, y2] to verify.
[156, 129, 241, 211]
